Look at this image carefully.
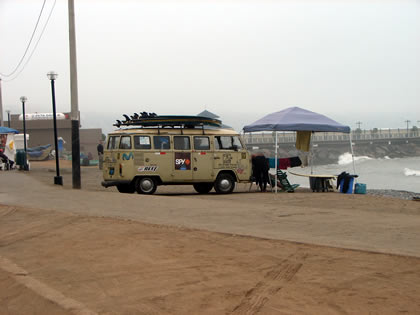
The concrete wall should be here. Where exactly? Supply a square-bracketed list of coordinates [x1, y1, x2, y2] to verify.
[9, 113, 102, 158]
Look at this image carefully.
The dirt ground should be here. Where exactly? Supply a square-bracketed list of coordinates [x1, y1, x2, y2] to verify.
[1, 160, 420, 314]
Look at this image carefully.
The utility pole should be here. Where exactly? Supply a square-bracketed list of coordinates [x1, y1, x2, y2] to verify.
[0, 79, 3, 127]
[356, 121, 362, 130]
[68, 0, 81, 189]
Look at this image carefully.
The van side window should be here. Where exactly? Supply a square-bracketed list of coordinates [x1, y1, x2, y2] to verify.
[174, 136, 190, 150]
[214, 136, 243, 150]
[154, 136, 170, 150]
[194, 136, 210, 150]
[119, 136, 132, 149]
[107, 136, 119, 150]
[134, 136, 151, 149]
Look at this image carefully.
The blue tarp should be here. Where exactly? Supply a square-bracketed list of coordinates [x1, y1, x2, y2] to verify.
[243, 107, 351, 133]
[27, 144, 52, 158]
[0, 126, 19, 134]
[27, 144, 51, 153]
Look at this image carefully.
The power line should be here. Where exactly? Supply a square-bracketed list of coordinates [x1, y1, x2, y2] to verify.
[0, 0, 47, 78]
[2, 0, 56, 82]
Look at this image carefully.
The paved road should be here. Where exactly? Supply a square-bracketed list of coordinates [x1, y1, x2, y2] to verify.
[1, 171, 420, 257]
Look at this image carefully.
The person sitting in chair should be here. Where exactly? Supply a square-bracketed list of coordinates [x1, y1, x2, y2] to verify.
[0, 149, 13, 170]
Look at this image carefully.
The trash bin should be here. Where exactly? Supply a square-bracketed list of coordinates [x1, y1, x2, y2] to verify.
[16, 149, 26, 166]
[339, 177, 354, 194]
[82, 157, 89, 166]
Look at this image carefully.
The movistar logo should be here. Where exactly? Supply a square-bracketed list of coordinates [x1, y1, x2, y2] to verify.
[122, 152, 133, 160]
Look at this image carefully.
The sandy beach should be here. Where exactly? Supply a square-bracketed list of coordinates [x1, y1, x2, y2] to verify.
[1, 160, 420, 314]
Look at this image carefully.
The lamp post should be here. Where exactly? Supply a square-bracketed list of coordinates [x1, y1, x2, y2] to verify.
[20, 96, 28, 171]
[405, 120, 410, 138]
[6, 110, 11, 128]
[47, 71, 63, 185]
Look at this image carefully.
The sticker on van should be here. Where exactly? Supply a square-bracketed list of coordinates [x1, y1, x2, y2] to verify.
[138, 166, 158, 172]
[175, 152, 191, 170]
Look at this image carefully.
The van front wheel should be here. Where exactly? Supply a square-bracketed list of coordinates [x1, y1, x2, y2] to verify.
[136, 177, 157, 194]
[214, 174, 235, 194]
[193, 183, 213, 194]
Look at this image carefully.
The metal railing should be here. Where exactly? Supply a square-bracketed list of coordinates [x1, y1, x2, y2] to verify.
[244, 129, 420, 144]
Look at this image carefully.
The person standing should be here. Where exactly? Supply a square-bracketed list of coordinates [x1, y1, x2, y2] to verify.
[97, 140, 104, 170]
[252, 153, 269, 192]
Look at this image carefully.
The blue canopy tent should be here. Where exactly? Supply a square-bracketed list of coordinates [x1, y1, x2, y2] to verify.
[243, 107, 355, 192]
[243, 107, 350, 133]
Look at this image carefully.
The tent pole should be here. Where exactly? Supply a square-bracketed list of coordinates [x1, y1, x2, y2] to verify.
[275, 131, 278, 194]
[349, 131, 356, 176]
[310, 132, 314, 175]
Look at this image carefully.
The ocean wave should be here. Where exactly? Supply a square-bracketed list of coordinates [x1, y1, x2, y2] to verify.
[404, 168, 420, 177]
[338, 152, 372, 165]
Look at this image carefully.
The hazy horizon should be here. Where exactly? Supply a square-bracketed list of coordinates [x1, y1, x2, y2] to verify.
[1, 0, 419, 135]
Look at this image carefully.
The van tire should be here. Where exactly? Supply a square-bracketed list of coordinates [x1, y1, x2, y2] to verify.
[117, 183, 135, 194]
[193, 183, 213, 194]
[214, 173, 235, 194]
[136, 177, 157, 194]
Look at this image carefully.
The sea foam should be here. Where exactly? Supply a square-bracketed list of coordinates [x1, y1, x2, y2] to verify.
[338, 152, 372, 165]
[404, 168, 420, 177]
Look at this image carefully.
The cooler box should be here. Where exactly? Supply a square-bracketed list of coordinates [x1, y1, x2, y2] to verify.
[354, 183, 367, 194]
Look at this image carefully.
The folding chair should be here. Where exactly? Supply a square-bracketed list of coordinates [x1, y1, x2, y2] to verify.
[270, 169, 300, 192]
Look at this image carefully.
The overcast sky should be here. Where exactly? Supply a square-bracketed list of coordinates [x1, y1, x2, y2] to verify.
[1, 0, 419, 134]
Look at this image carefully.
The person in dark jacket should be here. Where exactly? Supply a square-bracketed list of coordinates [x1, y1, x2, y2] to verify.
[97, 140, 104, 170]
[252, 153, 270, 192]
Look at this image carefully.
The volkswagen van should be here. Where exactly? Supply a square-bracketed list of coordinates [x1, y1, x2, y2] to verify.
[101, 116, 252, 194]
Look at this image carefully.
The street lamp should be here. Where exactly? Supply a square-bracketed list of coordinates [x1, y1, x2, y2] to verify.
[47, 71, 63, 185]
[20, 96, 29, 171]
[405, 120, 411, 138]
[6, 110, 10, 128]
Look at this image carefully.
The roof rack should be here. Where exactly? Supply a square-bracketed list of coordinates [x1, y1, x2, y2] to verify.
[114, 113, 222, 129]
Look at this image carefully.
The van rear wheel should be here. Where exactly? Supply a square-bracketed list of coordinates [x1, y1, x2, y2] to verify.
[214, 173, 235, 194]
[136, 177, 157, 194]
[193, 183, 213, 194]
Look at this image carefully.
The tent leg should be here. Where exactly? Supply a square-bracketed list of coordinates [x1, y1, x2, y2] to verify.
[275, 132, 278, 194]
[310, 131, 314, 175]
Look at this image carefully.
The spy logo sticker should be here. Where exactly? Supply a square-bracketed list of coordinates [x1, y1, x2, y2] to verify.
[175, 152, 191, 170]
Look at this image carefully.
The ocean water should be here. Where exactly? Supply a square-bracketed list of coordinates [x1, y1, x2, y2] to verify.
[284, 154, 420, 193]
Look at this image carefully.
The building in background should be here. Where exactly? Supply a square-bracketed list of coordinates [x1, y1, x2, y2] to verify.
[9, 112, 102, 158]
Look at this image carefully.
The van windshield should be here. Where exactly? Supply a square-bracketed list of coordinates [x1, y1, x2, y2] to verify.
[107, 136, 119, 150]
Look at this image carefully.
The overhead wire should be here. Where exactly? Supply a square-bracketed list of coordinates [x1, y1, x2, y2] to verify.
[2, 0, 57, 82]
[0, 0, 48, 79]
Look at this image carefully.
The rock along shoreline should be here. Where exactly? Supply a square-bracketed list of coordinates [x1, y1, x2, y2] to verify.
[367, 189, 420, 200]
